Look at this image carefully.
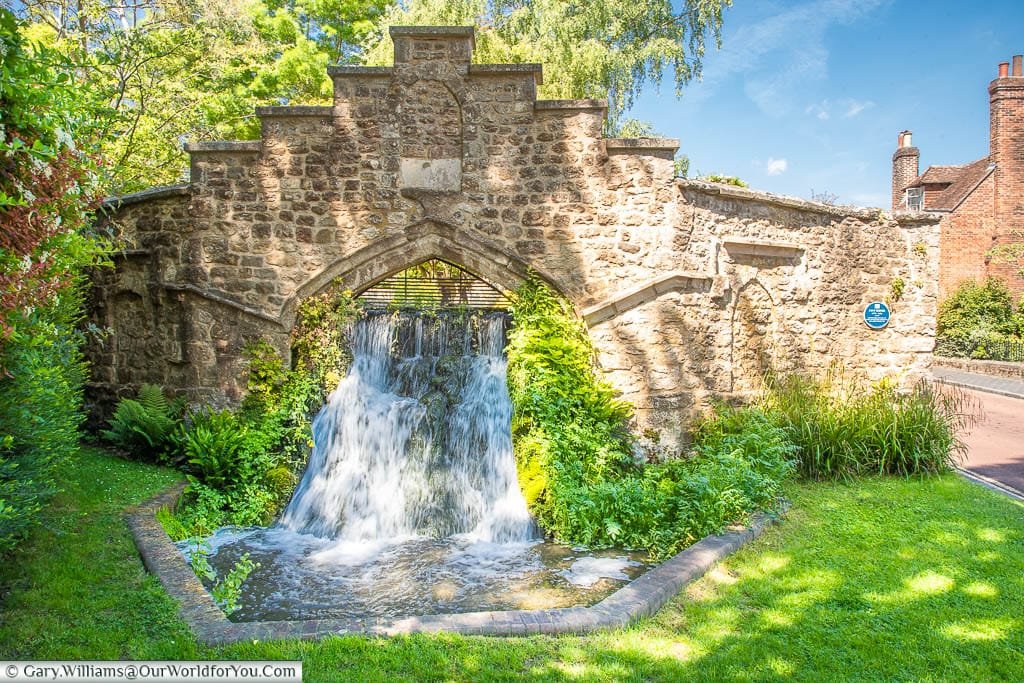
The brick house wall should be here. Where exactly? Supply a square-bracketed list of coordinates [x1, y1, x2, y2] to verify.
[894, 55, 1024, 300]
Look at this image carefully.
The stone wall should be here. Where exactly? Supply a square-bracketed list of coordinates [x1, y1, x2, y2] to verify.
[89, 26, 941, 446]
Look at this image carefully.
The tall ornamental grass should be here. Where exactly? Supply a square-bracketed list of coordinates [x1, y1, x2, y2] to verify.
[760, 369, 975, 479]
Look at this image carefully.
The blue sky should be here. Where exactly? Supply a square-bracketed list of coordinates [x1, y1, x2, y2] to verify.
[631, 0, 1024, 207]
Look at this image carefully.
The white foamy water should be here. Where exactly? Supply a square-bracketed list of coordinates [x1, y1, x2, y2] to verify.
[187, 311, 650, 621]
[278, 311, 536, 543]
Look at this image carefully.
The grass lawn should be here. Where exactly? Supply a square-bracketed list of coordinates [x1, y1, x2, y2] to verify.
[1, 446, 1022, 681]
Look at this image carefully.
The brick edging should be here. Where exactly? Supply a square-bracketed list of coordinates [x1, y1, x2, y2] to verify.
[126, 487, 783, 644]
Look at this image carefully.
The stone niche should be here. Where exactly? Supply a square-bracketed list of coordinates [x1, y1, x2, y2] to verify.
[89, 25, 941, 447]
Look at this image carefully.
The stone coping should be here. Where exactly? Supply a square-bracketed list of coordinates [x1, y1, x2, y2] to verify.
[933, 356, 1024, 380]
[390, 25, 475, 39]
[534, 99, 608, 111]
[679, 178, 941, 225]
[255, 106, 334, 117]
[327, 66, 393, 77]
[469, 64, 544, 85]
[100, 184, 190, 209]
[126, 486, 782, 645]
[721, 237, 804, 258]
[183, 141, 261, 153]
[605, 138, 680, 152]
[583, 270, 718, 325]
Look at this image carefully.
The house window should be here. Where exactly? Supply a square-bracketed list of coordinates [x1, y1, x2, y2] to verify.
[905, 187, 924, 211]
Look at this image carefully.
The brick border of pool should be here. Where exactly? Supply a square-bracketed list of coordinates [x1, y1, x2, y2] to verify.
[126, 485, 782, 645]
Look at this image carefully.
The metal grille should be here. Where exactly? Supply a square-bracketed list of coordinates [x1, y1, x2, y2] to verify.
[357, 259, 511, 310]
[935, 335, 1024, 362]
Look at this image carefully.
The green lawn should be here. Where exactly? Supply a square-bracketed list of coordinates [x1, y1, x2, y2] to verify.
[1, 447, 1022, 681]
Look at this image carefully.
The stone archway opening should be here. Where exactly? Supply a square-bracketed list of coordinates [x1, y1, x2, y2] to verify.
[355, 258, 512, 311]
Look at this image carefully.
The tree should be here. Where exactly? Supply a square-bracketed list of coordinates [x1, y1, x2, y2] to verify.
[13, 0, 387, 193]
[362, 0, 731, 130]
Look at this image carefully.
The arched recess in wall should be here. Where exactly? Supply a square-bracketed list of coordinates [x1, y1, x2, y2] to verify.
[278, 222, 567, 330]
[730, 279, 778, 394]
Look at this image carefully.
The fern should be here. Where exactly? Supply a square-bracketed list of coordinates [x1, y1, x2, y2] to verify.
[137, 383, 168, 413]
[101, 384, 182, 461]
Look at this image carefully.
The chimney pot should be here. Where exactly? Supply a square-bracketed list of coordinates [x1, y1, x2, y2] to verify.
[1013, 55, 1023, 77]
[999, 61, 1010, 78]
[903, 131, 912, 148]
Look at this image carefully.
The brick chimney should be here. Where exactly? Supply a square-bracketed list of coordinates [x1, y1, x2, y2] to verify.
[989, 54, 1024, 230]
[891, 130, 919, 210]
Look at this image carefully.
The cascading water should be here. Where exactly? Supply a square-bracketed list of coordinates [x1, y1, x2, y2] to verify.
[187, 310, 647, 622]
[279, 311, 536, 543]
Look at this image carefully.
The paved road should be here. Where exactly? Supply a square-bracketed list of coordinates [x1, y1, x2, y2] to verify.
[955, 387, 1024, 496]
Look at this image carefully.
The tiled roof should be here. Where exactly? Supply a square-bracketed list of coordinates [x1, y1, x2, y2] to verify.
[908, 157, 994, 210]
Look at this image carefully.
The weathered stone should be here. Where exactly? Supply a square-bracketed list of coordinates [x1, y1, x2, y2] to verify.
[89, 26, 940, 447]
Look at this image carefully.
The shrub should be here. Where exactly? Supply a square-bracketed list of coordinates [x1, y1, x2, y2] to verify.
[102, 384, 183, 462]
[761, 370, 972, 479]
[507, 277, 793, 559]
[176, 409, 247, 489]
[936, 277, 1024, 360]
[0, 294, 88, 553]
[0, 10, 104, 553]
[938, 277, 1022, 338]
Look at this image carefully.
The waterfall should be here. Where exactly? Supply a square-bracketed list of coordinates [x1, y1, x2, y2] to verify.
[279, 310, 536, 544]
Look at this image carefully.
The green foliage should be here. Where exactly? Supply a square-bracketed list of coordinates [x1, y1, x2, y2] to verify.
[187, 539, 259, 615]
[673, 154, 690, 179]
[101, 384, 183, 461]
[613, 118, 657, 137]
[760, 370, 972, 479]
[889, 276, 905, 303]
[938, 277, 1022, 337]
[985, 229, 1024, 279]
[363, 0, 731, 128]
[291, 280, 360, 395]
[0, 10, 104, 554]
[698, 173, 748, 187]
[542, 406, 795, 559]
[14, 1, 387, 192]
[210, 553, 258, 615]
[507, 277, 791, 559]
[936, 277, 1024, 360]
[0, 293, 88, 553]
[176, 409, 247, 489]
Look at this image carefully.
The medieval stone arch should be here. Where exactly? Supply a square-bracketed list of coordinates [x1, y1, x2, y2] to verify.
[89, 26, 939, 445]
[278, 221, 567, 331]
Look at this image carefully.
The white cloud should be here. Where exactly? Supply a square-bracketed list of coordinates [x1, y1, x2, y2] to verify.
[805, 97, 875, 121]
[806, 101, 831, 120]
[766, 158, 789, 176]
[843, 99, 875, 118]
[692, 0, 888, 117]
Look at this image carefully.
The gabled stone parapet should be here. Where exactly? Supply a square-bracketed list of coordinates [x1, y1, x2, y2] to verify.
[91, 25, 941, 447]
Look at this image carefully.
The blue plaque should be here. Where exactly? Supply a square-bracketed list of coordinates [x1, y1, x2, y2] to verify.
[863, 301, 891, 330]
